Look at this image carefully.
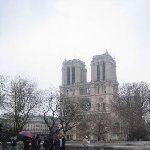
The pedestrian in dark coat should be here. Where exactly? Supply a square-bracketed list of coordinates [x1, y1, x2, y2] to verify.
[34, 135, 41, 150]
[10, 137, 17, 150]
[48, 135, 54, 150]
[31, 136, 36, 150]
[23, 137, 30, 150]
[60, 136, 65, 150]
[54, 134, 66, 150]
[54, 136, 60, 150]
[43, 137, 49, 150]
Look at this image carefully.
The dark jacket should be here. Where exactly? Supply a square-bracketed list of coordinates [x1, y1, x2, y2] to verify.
[11, 139, 17, 146]
[43, 136, 54, 150]
[23, 137, 30, 150]
[54, 137, 65, 150]
[60, 137, 65, 150]
[34, 136, 41, 150]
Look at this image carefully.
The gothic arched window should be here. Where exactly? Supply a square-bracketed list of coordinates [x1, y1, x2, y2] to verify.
[97, 103, 100, 111]
[102, 102, 106, 111]
[67, 67, 70, 85]
[103, 61, 105, 81]
[97, 87, 99, 94]
[72, 67, 75, 84]
[97, 62, 100, 81]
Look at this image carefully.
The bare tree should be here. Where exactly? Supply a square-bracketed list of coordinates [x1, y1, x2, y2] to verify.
[77, 112, 112, 141]
[42, 88, 61, 137]
[77, 120, 90, 138]
[42, 90, 82, 138]
[112, 82, 150, 140]
[89, 113, 112, 141]
[58, 96, 82, 135]
[5, 77, 42, 134]
[0, 75, 7, 108]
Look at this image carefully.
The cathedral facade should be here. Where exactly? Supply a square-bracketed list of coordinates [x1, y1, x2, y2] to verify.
[60, 51, 119, 140]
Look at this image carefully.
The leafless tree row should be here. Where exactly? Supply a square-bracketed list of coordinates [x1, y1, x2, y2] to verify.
[0, 75, 81, 138]
[0, 74, 150, 141]
[112, 82, 150, 140]
[0, 76, 42, 134]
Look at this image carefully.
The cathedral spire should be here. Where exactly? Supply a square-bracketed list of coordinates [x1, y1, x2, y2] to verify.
[105, 49, 109, 55]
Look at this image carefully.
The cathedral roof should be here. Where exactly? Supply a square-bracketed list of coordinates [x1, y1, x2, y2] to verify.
[92, 51, 114, 62]
[63, 59, 86, 67]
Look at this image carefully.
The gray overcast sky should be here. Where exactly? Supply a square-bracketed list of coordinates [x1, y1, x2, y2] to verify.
[0, 0, 150, 89]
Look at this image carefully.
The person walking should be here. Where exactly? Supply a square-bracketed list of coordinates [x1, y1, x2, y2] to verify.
[23, 137, 30, 150]
[82, 136, 90, 150]
[43, 137, 49, 150]
[54, 134, 66, 150]
[48, 135, 54, 150]
[54, 136, 60, 150]
[59, 135, 65, 150]
[31, 136, 36, 150]
[34, 135, 41, 150]
[10, 137, 17, 150]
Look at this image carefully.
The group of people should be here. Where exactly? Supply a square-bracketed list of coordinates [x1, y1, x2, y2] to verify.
[43, 134, 65, 150]
[10, 133, 91, 150]
[10, 134, 66, 150]
[23, 135, 41, 150]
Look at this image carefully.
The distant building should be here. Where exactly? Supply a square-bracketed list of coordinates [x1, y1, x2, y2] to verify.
[60, 51, 119, 140]
[0, 114, 55, 138]
[24, 115, 49, 137]
[0, 113, 12, 129]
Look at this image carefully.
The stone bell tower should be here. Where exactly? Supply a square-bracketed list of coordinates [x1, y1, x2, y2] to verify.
[91, 51, 117, 83]
[62, 59, 87, 86]
[90, 51, 118, 113]
[61, 59, 87, 98]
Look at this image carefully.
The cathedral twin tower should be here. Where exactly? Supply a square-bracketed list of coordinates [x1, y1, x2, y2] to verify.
[60, 51, 118, 140]
[62, 51, 117, 85]
[60, 51, 118, 112]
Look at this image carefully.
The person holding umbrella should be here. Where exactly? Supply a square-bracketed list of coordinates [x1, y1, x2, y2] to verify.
[19, 131, 32, 150]
[23, 136, 31, 150]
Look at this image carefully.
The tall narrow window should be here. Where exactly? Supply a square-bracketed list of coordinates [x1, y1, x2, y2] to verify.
[97, 62, 100, 81]
[67, 67, 70, 85]
[98, 103, 100, 111]
[97, 87, 99, 94]
[103, 61, 105, 81]
[72, 67, 75, 84]
[102, 103, 106, 111]
[80, 88, 83, 95]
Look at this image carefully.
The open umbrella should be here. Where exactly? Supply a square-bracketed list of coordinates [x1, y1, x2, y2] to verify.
[19, 131, 32, 138]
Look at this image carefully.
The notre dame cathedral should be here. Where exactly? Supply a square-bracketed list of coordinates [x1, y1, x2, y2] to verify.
[60, 51, 119, 140]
